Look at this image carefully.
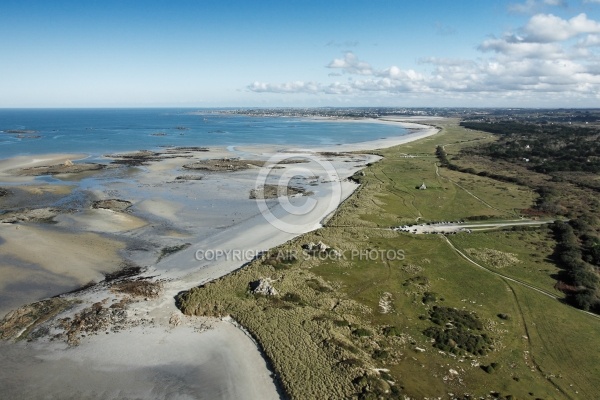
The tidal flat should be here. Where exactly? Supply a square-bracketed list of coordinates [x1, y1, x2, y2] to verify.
[0, 115, 438, 399]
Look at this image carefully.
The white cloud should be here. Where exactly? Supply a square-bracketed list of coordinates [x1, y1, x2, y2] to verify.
[326, 52, 373, 75]
[479, 37, 564, 58]
[578, 34, 600, 47]
[523, 13, 600, 42]
[248, 13, 600, 105]
[376, 65, 424, 81]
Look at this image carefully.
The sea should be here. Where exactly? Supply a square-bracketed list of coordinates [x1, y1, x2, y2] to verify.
[0, 109, 409, 159]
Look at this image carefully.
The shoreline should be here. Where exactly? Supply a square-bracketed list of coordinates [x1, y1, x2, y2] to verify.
[0, 117, 441, 399]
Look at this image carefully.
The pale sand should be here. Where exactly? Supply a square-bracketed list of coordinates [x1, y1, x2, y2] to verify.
[0, 119, 440, 399]
[19, 185, 74, 196]
[136, 198, 185, 222]
[0, 224, 125, 317]
[0, 153, 87, 182]
[0, 225, 124, 283]
[55, 208, 148, 233]
[317, 124, 438, 152]
[0, 322, 279, 400]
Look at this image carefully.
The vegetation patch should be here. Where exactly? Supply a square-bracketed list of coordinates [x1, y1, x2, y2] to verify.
[465, 247, 521, 268]
[551, 218, 600, 312]
[158, 243, 191, 261]
[424, 306, 493, 355]
[263, 251, 297, 270]
[111, 279, 163, 299]
[352, 327, 372, 337]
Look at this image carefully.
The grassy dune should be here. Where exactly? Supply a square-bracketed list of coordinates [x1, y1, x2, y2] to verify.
[178, 120, 600, 399]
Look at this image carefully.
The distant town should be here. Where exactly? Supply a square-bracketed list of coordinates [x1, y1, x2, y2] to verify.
[220, 107, 600, 126]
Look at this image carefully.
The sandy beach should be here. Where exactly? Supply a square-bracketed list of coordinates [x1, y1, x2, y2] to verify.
[0, 118, 439, 399]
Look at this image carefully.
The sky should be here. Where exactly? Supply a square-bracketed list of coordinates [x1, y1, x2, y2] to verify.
[1, 0, 600, 108]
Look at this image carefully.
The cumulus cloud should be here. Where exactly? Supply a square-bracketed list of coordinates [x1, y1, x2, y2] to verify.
[326, 52, 373, 75]
[523, 13, 600, 42]
[247, 12, 600, 104]
[479, 37, 564, 58]
[578, 34, 600, 47]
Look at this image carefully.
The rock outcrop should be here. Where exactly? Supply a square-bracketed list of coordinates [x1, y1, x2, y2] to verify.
[183, 158, 265, 172]
[0, 207, 61, 223]
[17, 162, 105, 176]
[92, 199, 132, 212]
[249, 278, 279, 296]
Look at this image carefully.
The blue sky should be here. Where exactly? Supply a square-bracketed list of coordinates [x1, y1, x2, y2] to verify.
[1, 0, 600, 107]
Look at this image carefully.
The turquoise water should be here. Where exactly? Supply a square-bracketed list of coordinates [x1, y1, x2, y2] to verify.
[0, 109, 408, 159]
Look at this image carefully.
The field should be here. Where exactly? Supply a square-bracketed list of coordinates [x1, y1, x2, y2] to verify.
[178, 120, 600, 399]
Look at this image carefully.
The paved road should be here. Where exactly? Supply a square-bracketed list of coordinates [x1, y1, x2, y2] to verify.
[395, 219, 555, 234]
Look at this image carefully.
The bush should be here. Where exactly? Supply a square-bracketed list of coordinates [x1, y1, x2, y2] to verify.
[481, 362, 501, 374]
[429, 306, 483, 330]
[571, 288, 596, 311]
[423, 326, 492, 355]
[422, 292, 437, 304]
[424, 306, 492, 355]
[382, 326, 402, 337]
[482, 364, 495, 374]
[372, 349, 389, 360]
[352, 328, 373, 337]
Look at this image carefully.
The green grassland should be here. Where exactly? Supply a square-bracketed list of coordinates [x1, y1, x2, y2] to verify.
[177, 120, 600, 399]
[449, 228, 561, 293]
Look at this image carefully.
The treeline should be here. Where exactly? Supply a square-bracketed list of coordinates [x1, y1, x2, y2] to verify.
[551, 218, 600, 313]
[460, 121, 600, 174]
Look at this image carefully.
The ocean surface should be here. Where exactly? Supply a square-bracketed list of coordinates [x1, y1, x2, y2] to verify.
[0, 109, 409, 159]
